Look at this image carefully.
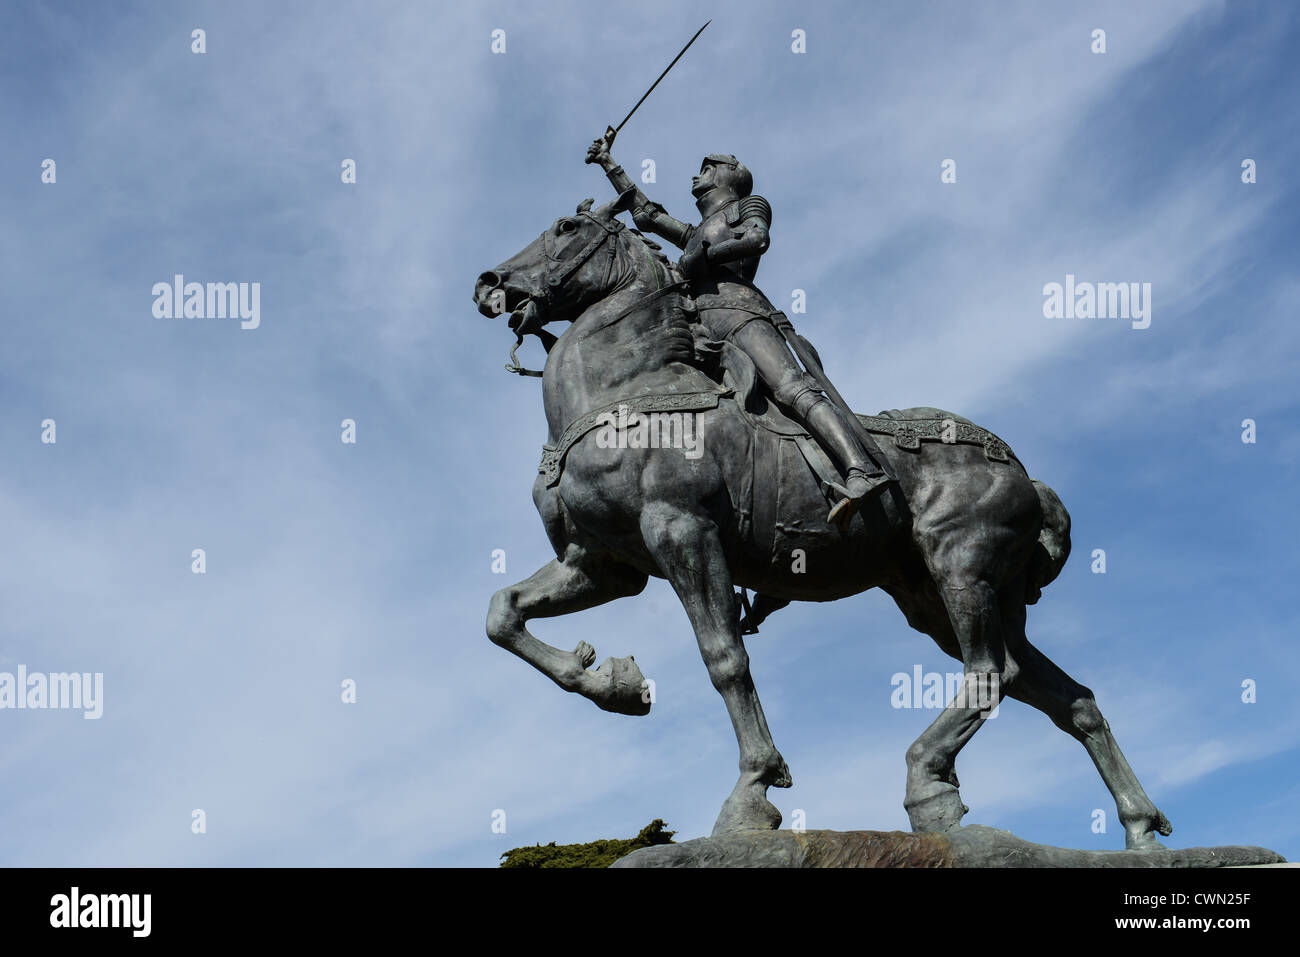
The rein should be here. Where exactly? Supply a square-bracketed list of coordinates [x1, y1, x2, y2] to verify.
[504, 211, 624, 377]
[571, 281, 688, 344]
[504, 217, 687, 377]
[504, 335, 544, 377]
[540, 211, 624, 310]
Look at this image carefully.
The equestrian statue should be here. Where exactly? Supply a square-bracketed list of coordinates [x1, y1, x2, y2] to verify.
[470, 25, 1174, 850]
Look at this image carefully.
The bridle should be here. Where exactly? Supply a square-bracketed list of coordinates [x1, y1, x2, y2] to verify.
[505, 212, 625, 376]
[538, 211, 625, 311]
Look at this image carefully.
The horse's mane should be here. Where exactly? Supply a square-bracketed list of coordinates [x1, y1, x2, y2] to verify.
[628, 229, 676, 272]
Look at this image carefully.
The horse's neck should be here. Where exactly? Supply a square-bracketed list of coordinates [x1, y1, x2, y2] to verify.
[541, 276, 714, 443]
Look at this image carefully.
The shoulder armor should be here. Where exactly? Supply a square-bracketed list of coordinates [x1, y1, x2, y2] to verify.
[735, 194, 771, 228]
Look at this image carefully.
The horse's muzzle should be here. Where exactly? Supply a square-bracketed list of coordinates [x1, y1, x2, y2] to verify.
[474, 271, 508, 317]
[474, 269, 543, 322]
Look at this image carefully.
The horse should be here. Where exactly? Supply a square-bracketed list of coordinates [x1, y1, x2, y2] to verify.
[472, 191, 1172, 849]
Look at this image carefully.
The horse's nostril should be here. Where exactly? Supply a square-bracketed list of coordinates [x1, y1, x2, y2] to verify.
[478, 270, 503, 291]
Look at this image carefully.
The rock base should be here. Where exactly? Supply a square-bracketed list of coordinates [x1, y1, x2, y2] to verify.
[610, 825, 1287, 868]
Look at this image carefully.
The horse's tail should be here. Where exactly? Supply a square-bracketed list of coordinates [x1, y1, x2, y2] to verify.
[1026, 479, 1071, 605]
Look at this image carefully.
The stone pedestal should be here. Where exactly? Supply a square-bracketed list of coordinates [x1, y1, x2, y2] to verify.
[611, 825, 1287, 868]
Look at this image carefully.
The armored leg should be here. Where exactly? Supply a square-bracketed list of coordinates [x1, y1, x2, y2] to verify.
[730, 319, 891, 507]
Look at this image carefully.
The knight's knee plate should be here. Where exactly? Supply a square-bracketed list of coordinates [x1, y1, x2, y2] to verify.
[774, 379, 824, 419]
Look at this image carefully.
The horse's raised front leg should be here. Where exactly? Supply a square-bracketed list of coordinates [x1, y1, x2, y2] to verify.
[486, 549, 651, 715]
[639, 502, 792, 835]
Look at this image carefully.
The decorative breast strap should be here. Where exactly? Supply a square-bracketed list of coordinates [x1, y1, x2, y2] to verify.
[856, 413, 1022, 470]
[539, 389, 732, 487]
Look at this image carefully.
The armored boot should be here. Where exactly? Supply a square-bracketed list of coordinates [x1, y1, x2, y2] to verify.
[737, 319, 896, 523]
[801, 399, 894, 524]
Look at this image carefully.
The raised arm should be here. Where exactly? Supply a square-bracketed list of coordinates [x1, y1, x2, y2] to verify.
[585, 139, 694, 250]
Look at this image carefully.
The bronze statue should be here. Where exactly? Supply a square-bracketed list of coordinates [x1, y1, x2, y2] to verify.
[472, 194, 1175, 849]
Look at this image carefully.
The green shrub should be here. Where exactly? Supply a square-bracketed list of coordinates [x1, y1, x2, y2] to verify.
[499, 819, 676, 868]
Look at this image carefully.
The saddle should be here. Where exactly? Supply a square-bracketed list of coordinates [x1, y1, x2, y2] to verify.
[688, 325, 1025, 568]
[692, 325, 1023, 474]
[692, 326, 854, 508]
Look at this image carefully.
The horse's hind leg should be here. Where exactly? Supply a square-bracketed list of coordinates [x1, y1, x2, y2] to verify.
[487, 548, 651, 715]
[640, 502, 791, 835]
[903, 577, 1015, 834]
[1003, 615, 1173, 850]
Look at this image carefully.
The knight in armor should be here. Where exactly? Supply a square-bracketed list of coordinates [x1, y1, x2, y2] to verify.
[586, 140, 895, 519]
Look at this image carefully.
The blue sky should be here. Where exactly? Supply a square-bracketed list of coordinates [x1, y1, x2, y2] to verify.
[0, 0, 1296, 866]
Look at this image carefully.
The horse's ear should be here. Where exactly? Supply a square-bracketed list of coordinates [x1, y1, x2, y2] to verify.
[611, 185, 637, 214]
[591, 187, 637, 221]
[576, 198, 594, 214]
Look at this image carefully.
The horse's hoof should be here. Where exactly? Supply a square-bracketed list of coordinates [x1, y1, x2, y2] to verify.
[585, 655, 651, 716]
[573, 641, 596, 669]
[711, 785, 782, 835]
[904, 784, 968, 834]
[1125, 809, 1173, 849]
[769, 756, 793, 789]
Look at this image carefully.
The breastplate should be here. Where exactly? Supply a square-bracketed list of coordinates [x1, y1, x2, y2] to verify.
[684, 203, 761, 283]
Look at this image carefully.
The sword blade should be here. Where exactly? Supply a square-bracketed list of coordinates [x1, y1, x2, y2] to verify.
[611, 20, 710, 137]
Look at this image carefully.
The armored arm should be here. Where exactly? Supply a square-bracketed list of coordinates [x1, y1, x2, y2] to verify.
[586, 141, 694, 250]
[605, 162, 695, 249]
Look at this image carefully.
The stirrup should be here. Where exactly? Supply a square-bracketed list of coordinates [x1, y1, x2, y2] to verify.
[826, 469, 893, 527]
[827, 495, 858, 527]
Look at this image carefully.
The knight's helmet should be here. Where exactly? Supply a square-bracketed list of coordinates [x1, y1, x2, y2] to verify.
[701, 154, 753, 198]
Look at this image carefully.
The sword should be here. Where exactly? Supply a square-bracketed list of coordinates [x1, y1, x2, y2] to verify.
[601, 20, 710, 150]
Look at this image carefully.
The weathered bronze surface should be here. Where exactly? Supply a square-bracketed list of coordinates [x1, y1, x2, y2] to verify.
[470, 117, 1281, 864]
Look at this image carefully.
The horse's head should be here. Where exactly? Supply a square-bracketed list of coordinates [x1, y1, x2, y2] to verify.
[473, 191, 637, 336]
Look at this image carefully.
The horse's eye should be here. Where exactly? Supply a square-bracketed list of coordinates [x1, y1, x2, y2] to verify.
[558, 219, 577, 233]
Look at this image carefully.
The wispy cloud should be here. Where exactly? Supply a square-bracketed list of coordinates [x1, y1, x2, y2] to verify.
[0, 0, 1295, 866]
